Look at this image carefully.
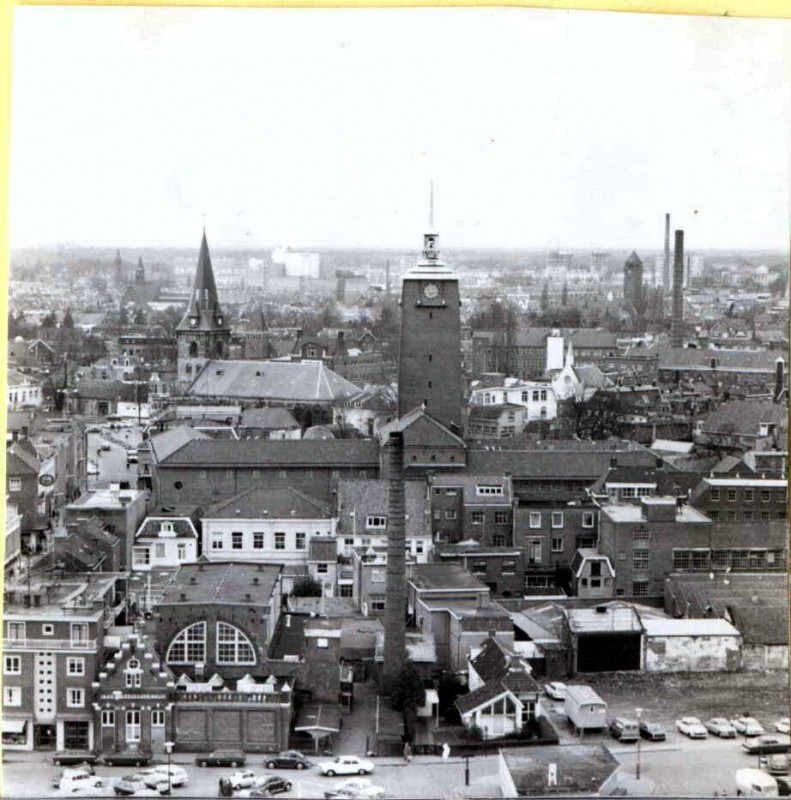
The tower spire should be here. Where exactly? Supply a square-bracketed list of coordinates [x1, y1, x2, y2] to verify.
[176, 230, 228, 333]
[429, 180, 434, 230]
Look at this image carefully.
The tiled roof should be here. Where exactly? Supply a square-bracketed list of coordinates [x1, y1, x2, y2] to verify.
[149, 426, 213, 462]
[698, 399, 787, 436]
[6, 444, 40, 474]
[455, 680, 513, 715]
[659, 347, 781, 372]
[205, 487, 331, 519]
[157, 438, 380, 468]
[309, 537, 338, 561]
[187, 359, 360, 402]
[470, 637, 510, 682]
[239, 407, 300, 430]
[135, 516, 199, 540]
[336, 480, 430, 537]
[409, 563, 489, 593]
[70, 379, 139, 401]
[377, 406, 465, 445]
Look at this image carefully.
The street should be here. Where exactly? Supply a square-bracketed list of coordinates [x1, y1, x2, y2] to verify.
[0, 735, 771, 799]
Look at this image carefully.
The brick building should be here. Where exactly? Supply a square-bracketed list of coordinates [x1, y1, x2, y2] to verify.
[153, 562, 283, 683]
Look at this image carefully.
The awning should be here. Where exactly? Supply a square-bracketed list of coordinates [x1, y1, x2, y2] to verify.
[2, 719, 27, 734]
[294, 702, 342, 734]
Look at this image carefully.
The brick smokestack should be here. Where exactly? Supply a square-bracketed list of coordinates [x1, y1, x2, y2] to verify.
[774, 357, 785, 403]
[383, 431, 407, 672]
[663, 213, 671, 290]
[671, 229, 684, 348]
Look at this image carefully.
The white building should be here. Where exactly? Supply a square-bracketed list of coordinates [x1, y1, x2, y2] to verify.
[132, 516, 199, 571]
[469, 379, 558, 422]
[7, 370, 43, 410]
[201, 487, 335, 566]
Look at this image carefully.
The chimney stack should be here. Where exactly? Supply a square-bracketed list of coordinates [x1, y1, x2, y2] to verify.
[670, 229, 684, 348]
[774, 357, 785, 403]
[663, 213, 671, 290]
[383, 432, 407, 673]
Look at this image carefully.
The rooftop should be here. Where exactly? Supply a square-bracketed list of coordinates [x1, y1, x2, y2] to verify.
[67, 487, 146, 511]
[159, 562, 281, 607]
[205, 486, 332, 520]
[601, 501, 710, 524]
[409, 563, 489, 593]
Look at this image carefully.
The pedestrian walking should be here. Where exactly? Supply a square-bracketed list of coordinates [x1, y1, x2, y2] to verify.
[403, 741, 412, 763]
[441, 742, 450, 761]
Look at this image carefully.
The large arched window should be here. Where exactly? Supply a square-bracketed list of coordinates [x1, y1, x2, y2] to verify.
[216, 622, 256, 665]
[166, 621, 206, 665]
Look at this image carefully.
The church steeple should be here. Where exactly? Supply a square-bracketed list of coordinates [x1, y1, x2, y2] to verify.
[177, 230, 228, 333]
[421, 180, 441, 265]
[135, 256, 145, 285]
[175, 230, 231, 384]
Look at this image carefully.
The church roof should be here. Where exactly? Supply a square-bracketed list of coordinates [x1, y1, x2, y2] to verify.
[176, 231, 230, 333]
[625, 251, 643, 266]
[186, 359, 360, 403]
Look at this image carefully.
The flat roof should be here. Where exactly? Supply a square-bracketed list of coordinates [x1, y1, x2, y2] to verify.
[602, 503, 710, 524]
[159, 562, 281, 607]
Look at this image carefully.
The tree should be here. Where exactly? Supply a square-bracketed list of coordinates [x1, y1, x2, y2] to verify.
[62, 308, 75, 329]
[290, 577, 323, 597]
[568, 392, 628, 440]
[561, 282, 568, 306]
[41, 311, 58, 328]
[540, 282, 549, 312]
[384, 659, 424, 714]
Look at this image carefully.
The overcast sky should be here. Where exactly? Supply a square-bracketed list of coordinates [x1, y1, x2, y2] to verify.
[9, 7, 791, 251]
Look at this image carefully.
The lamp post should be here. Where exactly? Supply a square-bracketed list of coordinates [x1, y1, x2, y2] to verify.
[164, 741, 175, 796]
[635, 708, 643, 781]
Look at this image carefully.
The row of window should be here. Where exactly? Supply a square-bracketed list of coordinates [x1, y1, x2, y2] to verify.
[708, 510, 785, 522]
[6, 621, 90, 642]
[166, 621, 255, 666]
[528, 511, 596, 529]
[472, 561, 517, 575]
[4, 686, 85, 708]
[672, 548, 788, 571]
[133, 543, 189, 564]
[210, 531, 315, 551]
[3, 655, 86, 675]
[709, 487, 786, 503]
[101, 709, 165, 740]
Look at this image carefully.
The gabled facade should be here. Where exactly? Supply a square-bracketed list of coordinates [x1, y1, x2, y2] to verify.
[132, 515, 200, 571]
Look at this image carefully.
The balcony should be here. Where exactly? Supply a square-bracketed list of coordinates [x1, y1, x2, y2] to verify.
[3, 638, 98, 651]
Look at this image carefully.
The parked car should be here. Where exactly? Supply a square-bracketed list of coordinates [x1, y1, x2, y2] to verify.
[638, 721, 667, 742]
[53, 751, 100, 767]
[742, 735, 791, 755]
[263, 751, 313, 770]
[706, 718, 738, 738]
[103, 749, 153, 767]
[58, 772, 104, 795]
[196, 750, 246, 768]
[112, 775, 151, 796]
[544, 682, 567, 701]
[766, 755, 790, 776]
[608, 717, 639, 743]
[249, 776, 293, 796]
[142, 766, 189, 788]
[776, 777, 791, 797]
[53, 767, 97, 789]
[230, 770, 259, 790]
[318, 756, 375, 777]
[776, 720, 791, 735]
[676, 717, 708, 739]
[735, 768, 779, 797]
[324, 778, 387, 799]
[732, 717, 767, 737]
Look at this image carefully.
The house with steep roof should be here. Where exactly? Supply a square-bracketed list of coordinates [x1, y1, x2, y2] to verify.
[694, 398, 787, 452]
[456, 636, 542, 740]
[132, 514, 200, 571]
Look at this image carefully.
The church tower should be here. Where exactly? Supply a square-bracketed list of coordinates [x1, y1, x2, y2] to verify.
[176, 231, 231, 384]
[397, 188, 462, 430]
[135, 256, 146, 286]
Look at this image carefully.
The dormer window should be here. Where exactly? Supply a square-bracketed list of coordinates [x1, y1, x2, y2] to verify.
[217, 317, 223, 325]
[125, 657, 142, 688]
[190, 317, 198, 327]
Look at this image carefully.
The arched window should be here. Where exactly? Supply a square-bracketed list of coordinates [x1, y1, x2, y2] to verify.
[216, 622, 256, 665]
[166, 621, 206, 665]
[188, 341, 199, 357]
[125, 657, 142, 688]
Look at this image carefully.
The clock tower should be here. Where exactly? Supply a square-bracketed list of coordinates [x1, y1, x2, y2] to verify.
[397, 199, 462, 430]
[176, 230, 231, 384]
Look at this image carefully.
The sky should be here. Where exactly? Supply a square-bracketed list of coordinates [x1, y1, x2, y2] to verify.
[9, 7, 791, 251]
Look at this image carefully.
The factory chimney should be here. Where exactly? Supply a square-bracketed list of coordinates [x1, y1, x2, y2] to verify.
[383, 432, 407, 672]
[670, 229, 684, 348]
[663, 213, 671, 290]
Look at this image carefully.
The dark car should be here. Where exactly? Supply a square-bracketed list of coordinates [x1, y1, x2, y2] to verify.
[103, 748, 153, 767]
[250, 776, 293, 796]
[196, 750, 246, 768]
[263, 751, 313, 771]
[777, 777, 791, 797]
[743, 734, 791, 755]
[53, 751, 100, 767]
[639, 721, 667, 742]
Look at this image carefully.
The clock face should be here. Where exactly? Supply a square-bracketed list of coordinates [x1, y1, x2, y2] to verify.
[423, 282, 440, 300]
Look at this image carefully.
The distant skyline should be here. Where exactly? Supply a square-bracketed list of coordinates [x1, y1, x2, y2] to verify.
[10, 7, 791, 251]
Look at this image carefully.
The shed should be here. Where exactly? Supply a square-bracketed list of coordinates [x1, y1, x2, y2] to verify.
[641, 617, 742, 672]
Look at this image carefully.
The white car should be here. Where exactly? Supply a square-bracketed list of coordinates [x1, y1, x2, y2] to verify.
[676, 716, 708, 739]
[143, 766, 189, 788]
[327, 778, 387, 799]
[731, 717, 766, 737]
[318, 756, 375, 777]
[705, 717, 737, 738]
[59, 772, 104, 795]
[776, 719, 790, 735]
[230, 770, 258, 789]
[544, 682, 567, 701]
